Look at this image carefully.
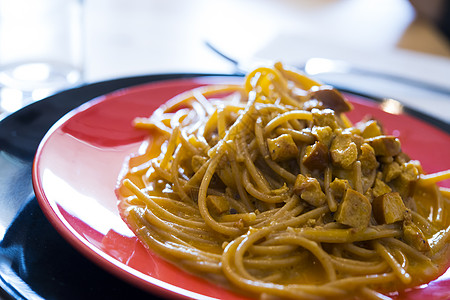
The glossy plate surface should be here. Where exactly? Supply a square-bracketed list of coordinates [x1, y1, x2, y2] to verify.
[32, 76, 450, 300]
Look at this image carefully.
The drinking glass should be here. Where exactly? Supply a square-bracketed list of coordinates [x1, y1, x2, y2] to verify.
[0, 0, 84, 114]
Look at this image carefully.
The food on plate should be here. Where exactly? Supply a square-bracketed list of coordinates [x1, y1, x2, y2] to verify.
[116, 63, 450, 299]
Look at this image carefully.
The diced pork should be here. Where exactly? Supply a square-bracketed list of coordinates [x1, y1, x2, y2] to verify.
[267, 134, 299, 161]
[293, 174, 327, 207]
[312, 108, 339, 129]
[330, 178, 351, 199]
[357, 119, 383, 139]
[366, 136, 401, 157]
[330, 132, 358, 169]
[308, 85, 353, 113]
[302, 141, 329, 171]
[359, 143, 378, 170]
[372, 173, 392, 198]
[390, 162, 419, 198]
[311, 126, 333, 147]
[335, 188, 372, 229]
[383, 161, 402, 182]
[372, 192, 406, 224]
[359, 143, 379, 192]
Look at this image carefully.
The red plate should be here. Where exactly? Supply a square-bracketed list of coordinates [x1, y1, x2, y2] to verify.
[32, 76, 450, 300]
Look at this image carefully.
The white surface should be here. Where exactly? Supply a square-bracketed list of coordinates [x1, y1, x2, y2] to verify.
[82, 0, 426, 81]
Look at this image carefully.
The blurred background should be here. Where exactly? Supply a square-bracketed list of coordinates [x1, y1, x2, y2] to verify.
[82, 0, 450, 78]
[1, 0, 450, 121]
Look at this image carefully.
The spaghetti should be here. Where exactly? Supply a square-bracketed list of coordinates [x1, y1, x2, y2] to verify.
[117, 63, 450, 299]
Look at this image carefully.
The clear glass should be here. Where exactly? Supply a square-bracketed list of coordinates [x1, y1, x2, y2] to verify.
[0, 0, 84, 114]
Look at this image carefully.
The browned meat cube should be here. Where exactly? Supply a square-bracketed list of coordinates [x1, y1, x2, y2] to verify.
[372, 192, 406, 224]
[372, 173, 392, 198]
[390, 162, 419, 198]
[359, 143, 379, 192]
[359, 143, 378, 170]
[293, 174, 326, 207]
[312, 108, 339, 129]
[383, 161, 401, 182]
[350, 132, 364, 149]
[366, 136, 401, 157]
[330, 178, 351, 199]
[395, 152, 411, 165]
[267, 134, 299, 161]
[400, 162, 419, 181]
[311, 126, 333, 147]
[335, 188, 372, 229]
[403, 221, 430, 252]
[330, 132, 358, 169]
[308, 85, 353, 113]
[357, 119, 383, 138]
[302, 141, 329, 171]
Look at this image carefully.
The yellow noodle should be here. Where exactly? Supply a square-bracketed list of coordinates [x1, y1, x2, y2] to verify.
[392, 248, 408, 269]
[271, 235, 337, 282]
[147, 161, 172, 182]
[381, 237, 432, 263]
[276, 127, 315, 143]
[181, 259, 222, 273]
[123, 179, 206, 229]
[324, 272, 396, 289]
[248, 244, 298, 256]
[129, 209, 221, 263]
[418, 170, 450, 186]
[243, 253, 308, 269]
[342, 243, 377, 258]
[170, 144, 192, 203]
[169, 108, 189, 128]
[178, 129, 201, 155]
[242, 169, 287, 203]
[274, 62, 321, 90]
[238, 133, 272, 193]
[291, 225, 402, 243]
[354, 160, 363, 194]
[373, 241, 411, 284]
[264, 110, 313, 135]
[197, 152, 242, 236]
[159, 126, 179, 169]
[143, 209, 221, 247]
[324, 166, 338, 212]
[428, 226, 450, 255]
[330, 255, 389, 275]
[147, 196, 199, 215]
[433, 184, 445, 225]
[230, 158, 254, 211]
[440, 186, 450, 198]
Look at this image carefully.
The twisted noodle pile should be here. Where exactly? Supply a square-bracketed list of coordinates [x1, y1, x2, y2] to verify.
[117, 63, 450, 300]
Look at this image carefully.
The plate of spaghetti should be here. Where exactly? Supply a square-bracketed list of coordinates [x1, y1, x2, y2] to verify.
[33, 63, 450, 300]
